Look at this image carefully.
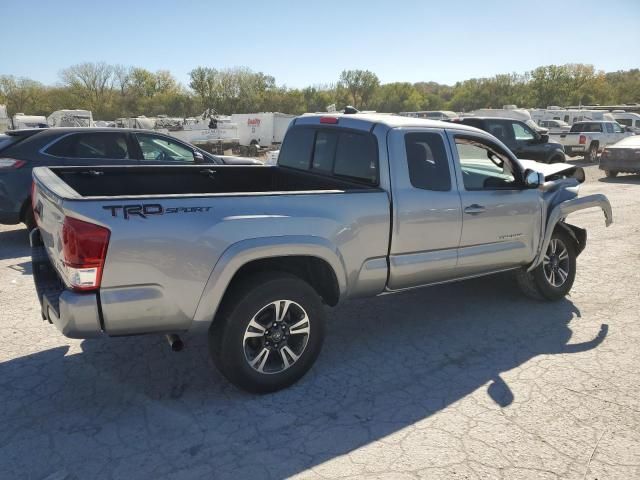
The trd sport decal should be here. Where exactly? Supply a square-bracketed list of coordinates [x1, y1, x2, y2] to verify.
[103, 204, 211, 219]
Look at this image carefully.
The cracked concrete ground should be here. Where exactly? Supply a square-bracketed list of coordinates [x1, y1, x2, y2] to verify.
[0, 164, 639, 480]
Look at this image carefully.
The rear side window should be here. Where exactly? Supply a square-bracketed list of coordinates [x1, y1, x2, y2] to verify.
[279, 127, 378, 185]
[278, 128, 315, 170]
[404, 132, 451, 191]
[333, 132, 377, 184]
[46, 132, 130, 159]
[570, 123, 602, 133]
[312, 131, 338, 172]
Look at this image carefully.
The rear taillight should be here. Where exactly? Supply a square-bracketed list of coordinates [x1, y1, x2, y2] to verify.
[579, 135, 586, 145]
[0, 158, 26, 169]
[61, 217, 110, 291]
[600, 149, 609, 159]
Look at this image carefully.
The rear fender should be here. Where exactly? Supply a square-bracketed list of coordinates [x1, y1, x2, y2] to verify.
[191, 236, 348, 332]
[528, 194, 612, 271]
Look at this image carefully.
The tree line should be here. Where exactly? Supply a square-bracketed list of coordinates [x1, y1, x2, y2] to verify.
[1, 62, 638, 120]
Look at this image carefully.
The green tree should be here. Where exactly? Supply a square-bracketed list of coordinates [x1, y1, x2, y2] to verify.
[59, 62, 116, 117]
[338, 69, 380, 109]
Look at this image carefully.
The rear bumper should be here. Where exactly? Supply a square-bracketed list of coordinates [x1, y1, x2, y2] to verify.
[30, 229, 103, 339]
[599, 159, 640, 173]
[563, 145, 586, 156]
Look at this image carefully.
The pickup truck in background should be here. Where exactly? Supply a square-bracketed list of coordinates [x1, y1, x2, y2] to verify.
[550, 120, 632, 162]
[30, 113, 613, 393]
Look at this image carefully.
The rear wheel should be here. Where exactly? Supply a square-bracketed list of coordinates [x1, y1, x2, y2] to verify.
[549, 154, 564, 164]
[586, 143, 598, 162]
[516, 230, 577, 301]
[209, 272, 326, 393]
[605, 170, 618, 178]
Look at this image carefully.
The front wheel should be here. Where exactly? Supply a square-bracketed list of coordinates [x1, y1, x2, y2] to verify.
[516, 230, 577, 301]
[209, 272, 326, 393]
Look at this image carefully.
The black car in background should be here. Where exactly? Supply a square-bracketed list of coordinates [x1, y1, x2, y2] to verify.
[451, 117, 566, 164]
[0, 128, 261, 229]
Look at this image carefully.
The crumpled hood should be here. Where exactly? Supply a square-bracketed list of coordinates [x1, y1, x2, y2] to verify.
[518, 159, 585, 183]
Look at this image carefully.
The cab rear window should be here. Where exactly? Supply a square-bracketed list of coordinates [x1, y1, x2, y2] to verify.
[278, 126, 378, 185]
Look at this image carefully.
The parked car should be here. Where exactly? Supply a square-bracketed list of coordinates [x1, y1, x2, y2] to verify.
[30, 113, 612, 393]
[599, 135, 640, 178]
[550, 121, 632, 162]
[451, 116, 566, 163]
[537, 119, 571, 133]
[0, 127, 261, 229]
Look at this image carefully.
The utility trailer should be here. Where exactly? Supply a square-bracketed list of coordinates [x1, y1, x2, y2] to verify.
[231, 112, 295, 148]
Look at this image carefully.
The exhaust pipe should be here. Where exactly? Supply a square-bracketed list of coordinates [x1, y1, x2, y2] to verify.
[165, 334, 184, 352]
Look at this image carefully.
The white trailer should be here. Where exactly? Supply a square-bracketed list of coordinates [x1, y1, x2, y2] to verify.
[11, 113, 48, 129]
[529, 108, 615, 125]
[0, 105, 9, 133]
[230, 112, 295, 147]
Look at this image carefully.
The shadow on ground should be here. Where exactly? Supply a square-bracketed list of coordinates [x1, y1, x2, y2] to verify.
[0, 275, 607, 479]
[0, 226, 29, 261]
[598, 173, 640, 184]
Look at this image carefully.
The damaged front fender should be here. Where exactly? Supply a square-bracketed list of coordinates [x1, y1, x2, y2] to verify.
[528, 194, 613, 271]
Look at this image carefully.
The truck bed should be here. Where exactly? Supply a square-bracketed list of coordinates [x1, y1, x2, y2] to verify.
[49, 165, 375, 198]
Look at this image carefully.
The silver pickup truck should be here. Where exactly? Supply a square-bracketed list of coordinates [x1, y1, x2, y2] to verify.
[30, 113, 613, 393]
[550, 120, 631, 162]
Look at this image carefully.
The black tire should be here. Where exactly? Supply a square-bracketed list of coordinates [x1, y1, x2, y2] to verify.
[586, 143, 598, 162]
[209, 272, 326, 393]
[516, 230, 577, 301]
[605, 170, 618, 178]
[549, 154, 564, 164]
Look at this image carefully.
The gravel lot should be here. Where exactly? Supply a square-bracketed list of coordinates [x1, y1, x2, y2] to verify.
[0, 164, 639, 480]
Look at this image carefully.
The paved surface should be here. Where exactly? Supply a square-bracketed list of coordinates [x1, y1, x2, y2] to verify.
[0, 165, 639, 480]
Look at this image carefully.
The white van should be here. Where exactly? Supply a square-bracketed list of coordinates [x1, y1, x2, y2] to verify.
[611, 112, 640, 133]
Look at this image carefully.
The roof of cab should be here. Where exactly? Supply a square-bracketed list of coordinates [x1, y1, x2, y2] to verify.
[295, 112, 481, 133]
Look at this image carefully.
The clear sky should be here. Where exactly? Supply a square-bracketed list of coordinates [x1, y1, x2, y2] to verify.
[2, 0, 639, 87]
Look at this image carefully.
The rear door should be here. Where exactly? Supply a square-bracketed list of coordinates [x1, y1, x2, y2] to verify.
[447, 130, 541, 276]
[387, 128, 462, 289]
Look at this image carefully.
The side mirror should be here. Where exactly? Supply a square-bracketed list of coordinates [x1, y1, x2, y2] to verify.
[538, 133, 549, 143]
[524, 169, 544, 188]
[193, 151, 205, 163]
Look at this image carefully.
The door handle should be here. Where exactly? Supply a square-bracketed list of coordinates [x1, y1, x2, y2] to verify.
[464, 204, 486, 215]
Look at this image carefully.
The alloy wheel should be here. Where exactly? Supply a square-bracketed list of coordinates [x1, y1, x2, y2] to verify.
[243, 300, 311, 374]
[542, 238, 570, 287]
